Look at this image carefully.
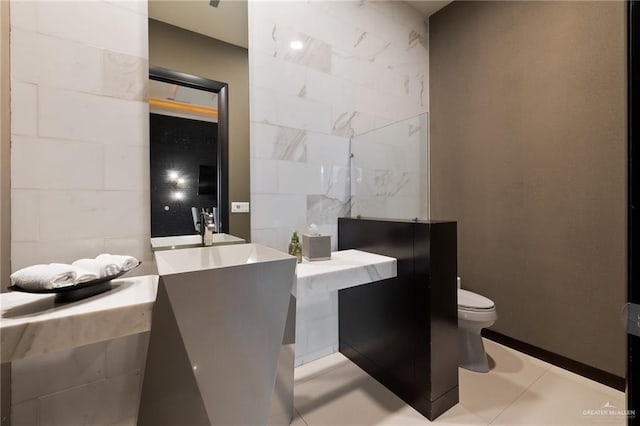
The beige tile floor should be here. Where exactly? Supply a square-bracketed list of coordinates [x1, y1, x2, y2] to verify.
[292, 339, 626, 426]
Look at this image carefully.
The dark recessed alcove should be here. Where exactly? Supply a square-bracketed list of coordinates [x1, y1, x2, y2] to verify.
[150, 113, 218, 237]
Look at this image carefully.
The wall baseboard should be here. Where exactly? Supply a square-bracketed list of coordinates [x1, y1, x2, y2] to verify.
[482, 329, 625, 392]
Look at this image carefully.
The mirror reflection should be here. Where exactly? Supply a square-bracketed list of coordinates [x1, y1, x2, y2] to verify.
[149, 80, 219, 237]
[148, 0, 250, 245]
[148, 66, 238, 250]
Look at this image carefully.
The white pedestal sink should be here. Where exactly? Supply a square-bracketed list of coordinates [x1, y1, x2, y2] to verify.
[138, 244, 297, 426]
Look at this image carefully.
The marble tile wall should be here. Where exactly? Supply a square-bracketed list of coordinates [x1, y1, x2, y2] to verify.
[6, 1, 430, 419]
[9, 0, 151, 274]
[11, 333, 149, 426]
[249, 0, 429, 251]
[9, 1, 150, 424]
[295, 290, 339, 366]
[248, 1, 429, 364]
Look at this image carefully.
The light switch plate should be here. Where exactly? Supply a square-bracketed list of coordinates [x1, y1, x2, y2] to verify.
[231, 202, 250, 213]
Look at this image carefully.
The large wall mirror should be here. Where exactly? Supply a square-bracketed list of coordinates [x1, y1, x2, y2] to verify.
[149, 66, 229, 237]
[148, 0, 250, 242]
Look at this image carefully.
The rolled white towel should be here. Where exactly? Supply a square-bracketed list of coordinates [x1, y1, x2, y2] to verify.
[96, 254, 139, 272]
[72, 258, 120, 278]
[51, 263, 99, 284]
[10, 264, 76, 290]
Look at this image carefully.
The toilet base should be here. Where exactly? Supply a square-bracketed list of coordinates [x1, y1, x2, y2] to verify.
[459, 329, 490, 373]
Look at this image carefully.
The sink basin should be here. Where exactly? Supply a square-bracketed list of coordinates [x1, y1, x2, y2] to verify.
[139, 244, 297, 426]
[149, 233, 245, 251]
[154, 243, 285, 275]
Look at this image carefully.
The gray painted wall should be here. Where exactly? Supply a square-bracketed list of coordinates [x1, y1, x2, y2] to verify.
[430, 1, 626, 376]
[149, 19, 250, 242]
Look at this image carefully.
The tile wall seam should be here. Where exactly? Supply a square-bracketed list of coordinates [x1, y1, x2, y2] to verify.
[10, 26, 149, 62]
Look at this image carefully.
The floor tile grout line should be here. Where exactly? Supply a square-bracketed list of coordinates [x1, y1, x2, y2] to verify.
[480, 338, 555, 425]
[292, 343, 622, 426]
[486, 364, 554, 425]
[294, 361, 368, 425]
[294, 407, 309, 426]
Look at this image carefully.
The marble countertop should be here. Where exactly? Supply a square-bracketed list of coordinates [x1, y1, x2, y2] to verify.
[295, 249, 396, 297]
[1, 275, 158, 363]
[1, 250, 396, 362]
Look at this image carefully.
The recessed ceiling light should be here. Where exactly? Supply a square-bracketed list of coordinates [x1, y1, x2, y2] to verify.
[290, 40, 304, 51]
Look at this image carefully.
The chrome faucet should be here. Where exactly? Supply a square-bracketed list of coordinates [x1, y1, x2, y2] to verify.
[199, 209, 217, 246]
[191, 207, 219, 246]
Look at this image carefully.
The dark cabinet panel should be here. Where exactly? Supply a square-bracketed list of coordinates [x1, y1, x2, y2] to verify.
[338, 217, 458, 420]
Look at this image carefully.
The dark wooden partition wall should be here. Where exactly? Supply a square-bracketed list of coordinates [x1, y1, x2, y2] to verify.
[337, 217, 459, 420]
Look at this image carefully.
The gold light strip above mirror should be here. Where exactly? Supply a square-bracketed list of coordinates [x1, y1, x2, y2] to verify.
[149, 98, 219, 117]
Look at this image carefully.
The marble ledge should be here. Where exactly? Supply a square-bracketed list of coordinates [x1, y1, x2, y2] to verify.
[295, 249, 396, 297]
[0, 250, 396, 363]
[1, 275, 158, 363]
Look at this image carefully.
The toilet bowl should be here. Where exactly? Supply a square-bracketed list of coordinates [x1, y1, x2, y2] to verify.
[458, 287, 497, 373]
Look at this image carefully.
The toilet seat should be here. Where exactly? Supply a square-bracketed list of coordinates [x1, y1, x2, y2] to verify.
[458, 289, 495, 311]
[457, 286, 498, 373]
[458, 305, 497, 322]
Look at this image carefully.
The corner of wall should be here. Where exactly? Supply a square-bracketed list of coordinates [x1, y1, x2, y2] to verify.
[0, 0, 11, 291]
[0, 2, 11, 425]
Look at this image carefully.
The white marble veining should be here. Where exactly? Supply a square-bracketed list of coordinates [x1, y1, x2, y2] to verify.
[10, 0, 152, 280]
[273, 126, 308, 161]
[296, 249, 396, 297]
[277, 28, 332, 74]
[9, 0, 147, 422]
[1, 275, 157, 363]
[149, 233, 246, 251]
[3, 250, 397, 422]
[102, 50, 148, 101]
[250, 122, 307, 162]
[306, 195, 351, 228]
[249, 0, 429, 253]
[2, 250, 395, 366]
[294, 249, 396, 366]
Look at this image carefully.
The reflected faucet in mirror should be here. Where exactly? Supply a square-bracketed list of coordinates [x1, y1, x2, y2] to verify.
[192, 207, 219, 246]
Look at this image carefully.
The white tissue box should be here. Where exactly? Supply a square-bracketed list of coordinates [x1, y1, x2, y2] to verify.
[302, 234, 331, 261]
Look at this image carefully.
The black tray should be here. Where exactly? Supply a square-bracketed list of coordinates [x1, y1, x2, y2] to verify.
[9, 262, 140, 303]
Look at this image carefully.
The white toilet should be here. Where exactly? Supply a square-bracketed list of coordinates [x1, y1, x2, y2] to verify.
[457, 277, 497, 373]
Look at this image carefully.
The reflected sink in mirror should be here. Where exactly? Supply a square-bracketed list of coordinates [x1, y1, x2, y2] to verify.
[149, 233, 245, 251]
